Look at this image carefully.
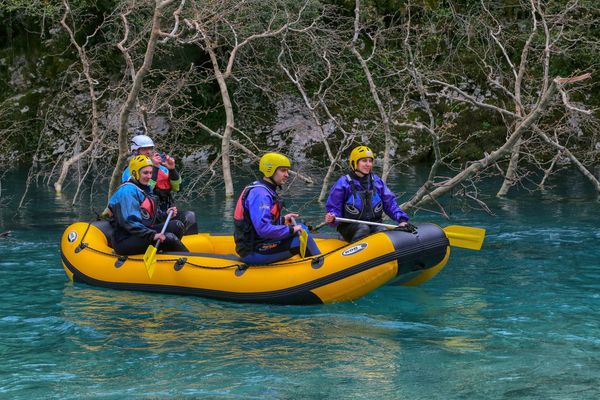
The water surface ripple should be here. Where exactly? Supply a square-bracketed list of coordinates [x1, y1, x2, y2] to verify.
[1, 170, 599, 399]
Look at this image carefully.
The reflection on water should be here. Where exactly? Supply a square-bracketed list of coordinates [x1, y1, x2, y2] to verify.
[60, 286, 401, 369]
[52, 285, 416, 398]
[434, 336, 483, 352]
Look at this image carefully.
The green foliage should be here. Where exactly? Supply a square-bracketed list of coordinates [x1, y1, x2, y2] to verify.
[0, 0, 60, 18]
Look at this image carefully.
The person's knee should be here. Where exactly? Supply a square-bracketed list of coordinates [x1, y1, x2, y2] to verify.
[163, 232, 188, 252]
[183, 211, 198, 235]
[306, 235, 321, 256]
[184, 211, 196, 224]
[164, 232, 178, 244]
[168, 220, 185, 238]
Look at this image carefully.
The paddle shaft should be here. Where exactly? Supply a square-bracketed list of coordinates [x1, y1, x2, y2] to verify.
[154, 210, 174, 248]
[334, 217, 398, 229]
[335, 216, 485, 250]
[290, 217, 306, 236]
[310, 221, 328, 232]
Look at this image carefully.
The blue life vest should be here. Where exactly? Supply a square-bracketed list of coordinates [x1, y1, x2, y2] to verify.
[120, 182, 158, 227]
[342, 174, 383, 222]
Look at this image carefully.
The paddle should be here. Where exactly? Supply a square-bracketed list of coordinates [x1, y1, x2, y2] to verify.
[290, 217, 309, 258]
[143, 209, 174, 278]
[333, 216, 485, 250]
[440, 225, 486, 251]
[309, 221, 327, 233]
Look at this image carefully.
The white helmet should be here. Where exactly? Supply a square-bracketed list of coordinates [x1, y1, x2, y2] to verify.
[130, 134, 154, 152]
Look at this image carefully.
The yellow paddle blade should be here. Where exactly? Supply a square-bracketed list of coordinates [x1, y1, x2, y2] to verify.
[143, 245, 158, 278]
[299, 229, 309, 258]
[443, 225, 486, 250]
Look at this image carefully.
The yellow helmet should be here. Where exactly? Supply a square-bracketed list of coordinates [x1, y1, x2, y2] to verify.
[259, 152, 291, 178]
[129, 155, 153, 180]
[349, 145, 375, 170]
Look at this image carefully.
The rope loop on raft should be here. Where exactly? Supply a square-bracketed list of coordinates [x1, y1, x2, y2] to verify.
[77, 221, 397, 271]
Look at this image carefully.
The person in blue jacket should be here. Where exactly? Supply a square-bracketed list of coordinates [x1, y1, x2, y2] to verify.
[122, 130, 197, 235]
[109, 155, 189, 255]
[324, 145, 410, 242]
[233, 152, 321, 265]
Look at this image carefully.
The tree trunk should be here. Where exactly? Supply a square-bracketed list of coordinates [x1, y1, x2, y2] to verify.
[351, 0, 392, 182]
[107, 0, 165, 199]
[535, 127, 600, 193]
[497, 138, 522, 197]
[411, 79, 559, 208]
[54, 0, 100, 195]
[206, 45, 235, 198]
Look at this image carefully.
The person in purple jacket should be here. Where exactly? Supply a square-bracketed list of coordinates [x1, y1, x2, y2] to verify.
[233, 152, 321, 264]
[324, 145, 410, 242]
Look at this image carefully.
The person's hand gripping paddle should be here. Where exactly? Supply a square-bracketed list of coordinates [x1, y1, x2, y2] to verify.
[143, 209, 174, 278]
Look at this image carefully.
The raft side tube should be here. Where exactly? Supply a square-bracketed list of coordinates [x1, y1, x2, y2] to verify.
[383, 223, 450, 285]
[60, 251, 325, 305]
[59, 221, 453, 304]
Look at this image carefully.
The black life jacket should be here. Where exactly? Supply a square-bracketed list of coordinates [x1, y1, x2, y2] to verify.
[342, 174, 383, 222]
[154, 188, 174, 212]
[233, 181, 282, 256]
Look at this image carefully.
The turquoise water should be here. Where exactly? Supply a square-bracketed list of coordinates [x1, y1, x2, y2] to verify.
[1, 169, 599, 399]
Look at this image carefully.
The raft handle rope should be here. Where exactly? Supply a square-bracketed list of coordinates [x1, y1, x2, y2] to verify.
[81, 242, 245, 271]
[75, 242, 88, 253]
[235, 264, 249, 277]
[77, 221, 245, 270]
[75, 221, 95, 253]
[115, 256, 127, 268]
[174, 257, 187, 271]
[77, 221, 408, 271]
[311, 256, 324, 269]
[76, 221, 328, 269]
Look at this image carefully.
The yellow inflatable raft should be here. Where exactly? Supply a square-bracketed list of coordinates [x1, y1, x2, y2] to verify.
[60, 221, 470, 305]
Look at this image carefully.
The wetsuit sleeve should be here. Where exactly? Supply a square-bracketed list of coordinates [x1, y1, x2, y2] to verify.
[325, 177, 348, 227]
[376, 176, 410, 222]
[109, 186, 156, 240]
[168, 168, 181, 192]
[121, 167, 131, 183]
[246, 187, 291, 240]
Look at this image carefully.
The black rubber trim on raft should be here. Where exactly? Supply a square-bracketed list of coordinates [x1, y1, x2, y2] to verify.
[60, 224, 449, 305]
[61, 252, 322, 305]
[383, 224, 449, 276]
